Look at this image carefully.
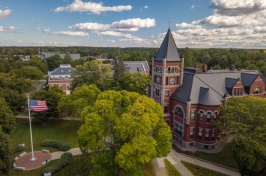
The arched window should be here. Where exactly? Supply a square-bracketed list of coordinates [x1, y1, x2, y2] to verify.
[175, 67, 178, 73]
[207, 112, 211, 122]
[155, 66, 158, 72]
[199, 111, 204, 121]
[253, 87, 261, 94]
[214, 112, 218, 119]
[171, 67, 175, 73]
[168, 67, 171, 73]
[175, 106, 184, 118]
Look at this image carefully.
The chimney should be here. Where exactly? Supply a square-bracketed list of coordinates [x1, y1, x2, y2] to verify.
[194, 64, 198, 68]
[202, 64, 207, 72]
[230, 64, 235, 71]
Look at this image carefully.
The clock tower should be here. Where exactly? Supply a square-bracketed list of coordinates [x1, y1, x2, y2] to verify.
[151, 28, 184, 124]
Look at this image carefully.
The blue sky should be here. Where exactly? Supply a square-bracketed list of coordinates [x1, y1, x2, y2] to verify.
[0, 0, 266, 48]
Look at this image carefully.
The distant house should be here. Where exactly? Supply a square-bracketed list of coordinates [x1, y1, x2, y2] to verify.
[123, 61, 150, 74]
[13, 55, 30, 61]
[41, 52, 80, 61]
[48, 64, 75, 94]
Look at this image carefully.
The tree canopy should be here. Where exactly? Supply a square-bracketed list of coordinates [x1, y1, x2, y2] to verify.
[58, 84, 101, 118]
[31, 86, 64, 124]
[71, 60, 113, 91]
[0, 98, 16, 134]
[78, 90, 171, 176]
[221, 96, 266, 175]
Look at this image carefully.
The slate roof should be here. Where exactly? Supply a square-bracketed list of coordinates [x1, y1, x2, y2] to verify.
[49, 64, 75, 76]
[262, 76, 266, 84]
[154, 28, 181, 62]
[124, 61, 150, 74]
[171, 70, 259, 105]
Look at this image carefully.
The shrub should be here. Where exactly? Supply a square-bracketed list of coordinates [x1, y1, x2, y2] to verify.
[12, 146, 24, 154]
[42, 152, 72, 174]
[40, 140, 70, 151]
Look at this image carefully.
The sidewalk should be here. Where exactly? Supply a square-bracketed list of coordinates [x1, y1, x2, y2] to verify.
[169, 149, 240, 176]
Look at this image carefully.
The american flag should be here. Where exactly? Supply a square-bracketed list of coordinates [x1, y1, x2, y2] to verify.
[29, 100, 48, 112]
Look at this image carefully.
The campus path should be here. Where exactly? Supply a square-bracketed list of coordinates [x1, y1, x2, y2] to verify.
[168, 149, 240, 176]
[152, 148, 240, 176]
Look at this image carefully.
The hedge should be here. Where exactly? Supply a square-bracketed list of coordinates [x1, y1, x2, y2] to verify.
[40, 140, 70, 151]
[42, 152, 72, 175]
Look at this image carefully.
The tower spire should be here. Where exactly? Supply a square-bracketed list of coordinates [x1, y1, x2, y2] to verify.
[168, 17, 172, 28]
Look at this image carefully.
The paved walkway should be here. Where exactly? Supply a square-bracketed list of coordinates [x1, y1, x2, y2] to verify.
[152, 149, 240, 176]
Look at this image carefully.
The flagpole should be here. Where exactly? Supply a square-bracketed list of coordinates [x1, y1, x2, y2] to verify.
[28, 94, 36, 161]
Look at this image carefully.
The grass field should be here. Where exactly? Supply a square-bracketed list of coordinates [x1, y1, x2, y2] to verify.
[164, 158, 182, 176]
[10, 118, 83, 152]
[181, 160, 229, 176]
[191, 142, 238, 169]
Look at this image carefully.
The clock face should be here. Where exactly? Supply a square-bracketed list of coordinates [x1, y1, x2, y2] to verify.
[156, 76, 160, 83]
[170, 78, 175, 84]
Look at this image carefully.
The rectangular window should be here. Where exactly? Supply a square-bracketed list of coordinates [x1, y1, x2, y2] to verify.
[166, 77, 168, 85]
[212, 130, 216, 141]
[165, 90, 169, 97]
[174, 123, 183, 136]
[198, 128, 202, 140]
[190, 128, 194, 139]
[176, 76, 179, 84]
[164, 104, 168, 113]
[191, 110, 195, 120]
[205, 130, 209, 141]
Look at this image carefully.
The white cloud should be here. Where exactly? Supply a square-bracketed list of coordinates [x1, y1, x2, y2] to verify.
[54, 0, 132, 14]
[0, 26, 17, 32]
[69, 22, 110, 31]
[191, 4, 196, 10]
[144, 6, 149, 9]
[70, 18, 156, 32]
[0, 9, 11, 18]
[51, 31, 89, 36]
[111, 18, 156, 31]
[43, 28, 50, 33]
[168, 0, 266, 48]
[176, 23, 202, 29]
[196, 0, 266, 27]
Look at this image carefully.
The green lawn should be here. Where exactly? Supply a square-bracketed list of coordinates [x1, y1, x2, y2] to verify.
[181, 160, 229, 176]
[164, 158, 182, 176]
[10, 118, 83, 152]
[191, 142, 238, 169]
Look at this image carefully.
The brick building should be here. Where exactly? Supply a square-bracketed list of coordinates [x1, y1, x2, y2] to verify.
[151, 28, 266, 149]
[48, 64, 75, 94]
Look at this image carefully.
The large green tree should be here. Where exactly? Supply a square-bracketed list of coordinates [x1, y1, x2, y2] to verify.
[221, 96, 266, 175]
[0, 127, 11, 176]
[58, 84, 101, 118]
[0, 98, 16, 134]
[31, 86, 64, 124]
[118, 71, 151, 95]
[45, 55, 63, 71]
[71, 60, 112, 91]
[78, 90, 171, 176]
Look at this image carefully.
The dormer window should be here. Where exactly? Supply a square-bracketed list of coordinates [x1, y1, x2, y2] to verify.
[234, 87, 243, 96]
[253, 87, 261, 94]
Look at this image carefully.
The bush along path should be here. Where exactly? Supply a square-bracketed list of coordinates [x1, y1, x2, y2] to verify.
[50, 148, 81, 160]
